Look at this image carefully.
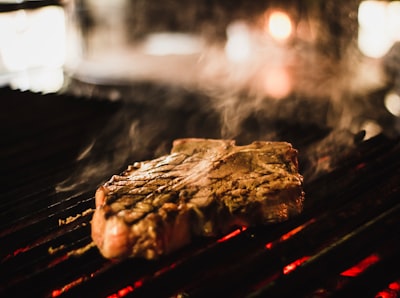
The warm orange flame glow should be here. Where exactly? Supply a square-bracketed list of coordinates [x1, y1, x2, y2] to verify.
[133, 279, 144, 288]
[217, 226, 247, 243]
[389, 281, 400, 291]
[340, 253, 380, 277]
[52, 289, 62, 297]
[51, 276, 86, 297]
[280, 224, 308, 242]
[375, 280, 400, 298]
[106, 279, 144, 298]
[107, 286, 134, 298]
[154, 262, 177, 277]
[375, 291, 397, 298]
[265, 242, 273, 250]
[3, 246, 31, 261]
[105, 260, 178, 297]
[283, 256, 310, 275]
[265, 218, 316, 250]
[266, 11, 293, 42]
[47, 254, 69, 268]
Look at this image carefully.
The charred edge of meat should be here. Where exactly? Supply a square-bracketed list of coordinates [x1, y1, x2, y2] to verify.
[91, 138, 304, 260]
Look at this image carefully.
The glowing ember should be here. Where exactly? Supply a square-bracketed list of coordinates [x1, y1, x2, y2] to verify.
[106, 279, 144, 298]
[118, 286, 134, 296]
[340, 253, 380, 277]
[375, 291, 397, 298]
[51, 276, 86, 297]
[11, 246, 30, 257]
[283, 256, 310, 275]
[375, 280, 400, 298]
[389, 281, 400, 291]
[154, 262, 177, 277]
[265, 219, 316, 250]
[217, 226, 247, 243]
[133, 279, 144, 289]
[47, 254, 69, 268]
[265, 242, 273, 250]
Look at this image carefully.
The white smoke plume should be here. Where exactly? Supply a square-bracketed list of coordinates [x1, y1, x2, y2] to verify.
[57, 0, 398, 192]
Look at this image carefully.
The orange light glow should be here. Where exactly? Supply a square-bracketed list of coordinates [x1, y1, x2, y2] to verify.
[283, 256, 310, 275]
[51, 277, 86, 297]
[389, 281, 400, 291]
[117, 285, 134, 297]
[374, 291, 397, 298]
[280, 223, 310, 241]
[106, 279, 144, 298]
[5, 246, 31, 260]
[261, 67, 292, 99]
[375, 281, 400, 298]
[265, 218, 316, 250]
[133, 279, 144, 289]
[266, 11, 293, 42]
[106, 263, 180, 298]
[47, 254, 69, 268]
[340, 253, 380, 277]
[217, 226, 247, 243]
[52, 289, 62, 297]
[154, 262, 177, 277]
[265, 242, 273, 250]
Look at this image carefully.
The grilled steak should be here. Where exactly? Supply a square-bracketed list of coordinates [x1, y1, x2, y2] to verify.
[91, 138, 305, 260]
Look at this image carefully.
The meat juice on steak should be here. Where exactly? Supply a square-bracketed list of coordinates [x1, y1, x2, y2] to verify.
[91, 139, 305, 260]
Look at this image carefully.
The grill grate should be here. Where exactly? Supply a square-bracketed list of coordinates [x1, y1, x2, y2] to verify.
[0, 87, 399, 298]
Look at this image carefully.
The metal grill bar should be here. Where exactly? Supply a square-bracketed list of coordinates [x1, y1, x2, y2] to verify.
[0, 87, 399, 298]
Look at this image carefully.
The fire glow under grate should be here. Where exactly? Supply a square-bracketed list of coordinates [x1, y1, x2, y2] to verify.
[0, 86, 399, 298]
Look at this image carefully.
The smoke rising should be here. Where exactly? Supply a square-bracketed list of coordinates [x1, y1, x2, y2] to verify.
[57, 0, 398, 192]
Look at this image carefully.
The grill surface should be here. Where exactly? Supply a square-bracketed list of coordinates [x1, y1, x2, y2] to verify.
[0, 86, 399, 298]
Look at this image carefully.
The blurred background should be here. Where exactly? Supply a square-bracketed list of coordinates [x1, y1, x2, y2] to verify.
[0, 0, 399, 96]
[2, 0, 400, 179]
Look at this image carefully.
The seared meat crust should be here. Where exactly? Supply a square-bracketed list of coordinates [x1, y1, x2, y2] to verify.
[91, 139, 304, 260]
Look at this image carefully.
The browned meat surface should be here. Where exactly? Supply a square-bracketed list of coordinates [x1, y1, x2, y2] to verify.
[91, 138, 305, 260]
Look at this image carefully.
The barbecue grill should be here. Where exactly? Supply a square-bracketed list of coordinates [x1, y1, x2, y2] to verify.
[0, 83, 399, 298]
[1, 0, 400, 296]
